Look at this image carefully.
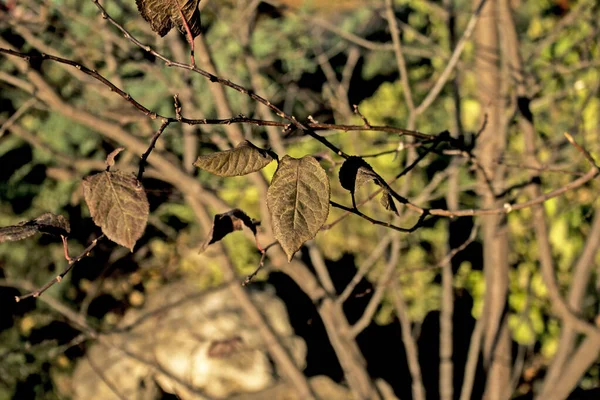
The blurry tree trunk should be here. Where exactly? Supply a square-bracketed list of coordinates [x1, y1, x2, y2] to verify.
[473, 1, 512, 399]
[440, 1, 461, 399]
[498, 1, 600, 398]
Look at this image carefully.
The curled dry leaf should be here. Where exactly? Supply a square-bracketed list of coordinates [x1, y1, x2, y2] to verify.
[339, 156, 401, 215]
[338, 156, 380, 194]
[105, 147, 125, 170]
[136, 0, 201, 39]
[207, 337, 244, 359]
[0, 213, 70, 243]
[200, 209, 259, 253]
[267, 155, 330, 261]
[82, 171, 149, 251]
[381, 190, 399, 216]
[194, 140, 275, 177]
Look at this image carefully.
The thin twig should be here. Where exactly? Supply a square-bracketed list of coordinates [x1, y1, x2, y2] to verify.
[385, 0, 415, 116]
[401, 225, 478, 275]
[137, 119, 171, 181]
[174, 1, 196, 66]
[349, 235, 402, 338]
[337, 234, 394, 305]
[330, 201, 430, 233]
[564, 132, 600, 171]
[353, 104, 371, 128]
[243, 241, 278, 286]
[390, 266, 426, 400]
[0, 47, 441, 145]
[15, 234, 105, 302]
[0, 97, 37, 137]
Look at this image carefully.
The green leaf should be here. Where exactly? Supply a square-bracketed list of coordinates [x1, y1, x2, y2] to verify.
[267, 155, 330, 261]
[82, 171, 149, 251]
[194, 140, 275, 177]
[0, 213, 70, 243]
[135, 0, 201, 39]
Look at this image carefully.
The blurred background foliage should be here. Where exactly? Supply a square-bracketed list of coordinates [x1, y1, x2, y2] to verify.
[0, 0, 599, 398]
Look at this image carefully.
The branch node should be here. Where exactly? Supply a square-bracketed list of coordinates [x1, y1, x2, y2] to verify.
[174, 94, 182, 121]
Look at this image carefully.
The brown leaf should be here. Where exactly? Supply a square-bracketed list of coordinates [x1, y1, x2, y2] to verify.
[338, 156, 381, 194]
[82, 171, 149, 251]
[381, 190, 399, 216]
[267, 155, 330, 261]
[136, 0, 201, 39]
[199, 209, 259, 253]
[194, 140, 275, 177]
[0, 213, 70, 243]
[207, 337, 244, 358]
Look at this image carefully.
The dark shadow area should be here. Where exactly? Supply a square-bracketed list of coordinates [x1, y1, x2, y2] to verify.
[266, 224, 488, 399]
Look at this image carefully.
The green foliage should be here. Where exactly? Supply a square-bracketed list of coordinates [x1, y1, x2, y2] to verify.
[1, 0, 600, 397]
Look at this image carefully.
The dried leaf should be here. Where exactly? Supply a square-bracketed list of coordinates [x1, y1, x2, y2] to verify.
[338, 156, 381, 193]
[82, 171, 149, 251]
[136, 0, 201, 39]
[105, 147, 125, 170]
[194, 140, 275, 177]
[199, 209, 259, 253]
[207, 337, 244, 358]
[381, 190, 399, 216]
[0, 213, 70, 243]
[267, 155, 330, 261]
[0, 225, 37, 243]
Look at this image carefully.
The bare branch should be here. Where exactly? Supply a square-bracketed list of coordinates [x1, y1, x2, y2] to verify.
[15, 234, 105, 302]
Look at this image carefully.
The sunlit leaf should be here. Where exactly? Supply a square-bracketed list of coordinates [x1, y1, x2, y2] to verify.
[0, 213, 70, 243]
[82, 171, 149, 251]
[267, 155, 330, 261]
[199, 208, 259, 253]
[194, 140, 275, 177]
[136, 0, 201, 39]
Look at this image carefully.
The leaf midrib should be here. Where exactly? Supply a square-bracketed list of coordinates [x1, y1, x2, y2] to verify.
[293, 161, 301, 231]
[105, 172, 131, 245]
